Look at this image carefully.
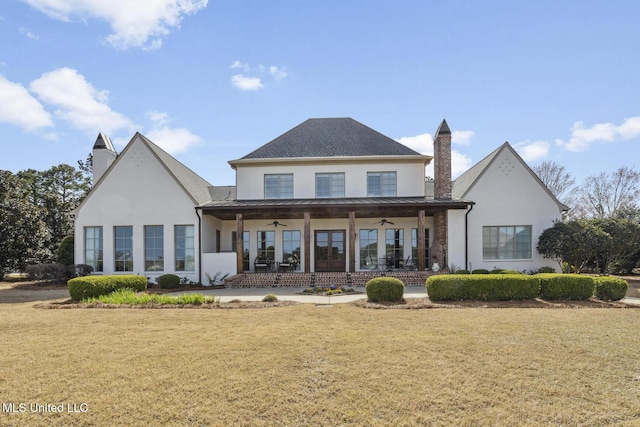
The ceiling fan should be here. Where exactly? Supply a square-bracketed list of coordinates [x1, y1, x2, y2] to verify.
[267, 220, 287, 227]
[373, 218, 394, 226]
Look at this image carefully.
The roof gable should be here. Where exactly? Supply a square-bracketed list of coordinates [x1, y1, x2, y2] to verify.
[239, 118, 423, 160]
[453, 142, 568, 211]
[74, 133, 212, 214]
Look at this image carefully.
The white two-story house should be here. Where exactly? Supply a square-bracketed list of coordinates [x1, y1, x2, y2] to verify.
[73, 118, 566, 284]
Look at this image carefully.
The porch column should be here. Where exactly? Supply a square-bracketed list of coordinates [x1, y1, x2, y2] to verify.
[236, 213, 244, 274]
[349, 211, 356, 272]
[304, 212, 311, 273]
[418, 210, 426, 271]
[432, 209, 448, 270]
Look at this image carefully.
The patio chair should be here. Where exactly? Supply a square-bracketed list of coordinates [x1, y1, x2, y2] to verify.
[403, 256, 417, 271]
[254, 255, 272, 272]
[279, 254, 298, 272]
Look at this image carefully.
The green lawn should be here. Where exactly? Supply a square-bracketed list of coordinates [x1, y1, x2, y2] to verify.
[1, 298, 639, 426]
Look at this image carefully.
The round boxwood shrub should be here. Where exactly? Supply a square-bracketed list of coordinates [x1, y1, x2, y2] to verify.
[455, 269, 471, 274]
[471, 269, 489, 274]
[68, 275, 147, 301]
[536, 274, 595, 300]
[594, 276, 628, 301]
[366, 277, 405, 302]
[498, 269, 522, 274]
[157, 274, 181, 289]
[426, 274, 540, 301]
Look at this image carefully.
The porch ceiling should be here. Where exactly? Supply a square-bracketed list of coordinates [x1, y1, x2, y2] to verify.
[199, 197, 473, 220]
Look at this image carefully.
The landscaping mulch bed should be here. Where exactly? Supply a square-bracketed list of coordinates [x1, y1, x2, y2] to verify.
[354, 297, 639, 309]
[34, 299, 300, 309]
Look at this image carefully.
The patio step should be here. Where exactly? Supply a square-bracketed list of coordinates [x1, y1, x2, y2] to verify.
[224, 271, 432, 288]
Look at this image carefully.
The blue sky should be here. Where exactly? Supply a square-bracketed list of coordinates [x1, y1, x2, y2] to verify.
[1, 0, 639, 186]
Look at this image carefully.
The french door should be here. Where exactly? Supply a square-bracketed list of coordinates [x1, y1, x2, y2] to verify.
[314, 230, 346, 272]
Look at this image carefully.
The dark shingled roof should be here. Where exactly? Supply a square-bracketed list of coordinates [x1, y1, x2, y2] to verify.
[240, 118, 423, 159]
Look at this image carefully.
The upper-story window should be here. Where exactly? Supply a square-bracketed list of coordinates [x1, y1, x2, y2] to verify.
[264, 174, 293, 199]
[367, 172, 396, 197]
[316, 173, 345, 198]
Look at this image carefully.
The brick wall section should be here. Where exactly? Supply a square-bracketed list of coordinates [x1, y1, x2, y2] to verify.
[434, 120, 452, 200]
[432, 120, 452, 268]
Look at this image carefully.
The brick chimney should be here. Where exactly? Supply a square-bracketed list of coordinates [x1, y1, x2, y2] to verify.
[92, 133, 117, 184]
[434, 119, 452, 200]
[432, 119, 451, 269]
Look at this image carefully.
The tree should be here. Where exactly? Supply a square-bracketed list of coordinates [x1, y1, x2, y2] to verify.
[78, 153, 93, 186]
[593, 218, 640, 274]
[532, 161, 577, 207]
[576, 166, 640, 219]
[0, 171, 51, 274]
[537, 220, 609, 272]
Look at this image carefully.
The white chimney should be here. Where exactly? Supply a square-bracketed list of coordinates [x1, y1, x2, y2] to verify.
[92, 133, 117, 184]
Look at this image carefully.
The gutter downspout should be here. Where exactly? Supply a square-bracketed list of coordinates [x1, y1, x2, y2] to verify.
[195, 207, 202, 285]
[465, 203, 474, 270]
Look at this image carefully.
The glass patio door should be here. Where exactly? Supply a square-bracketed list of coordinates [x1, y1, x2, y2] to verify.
[314, 230, 346, 272]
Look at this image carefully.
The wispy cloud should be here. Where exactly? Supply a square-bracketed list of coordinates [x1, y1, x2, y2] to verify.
[556, 116, 640, 152]
[452, 130, 474, 145]
[514, 140, 550, 162]
[0, 75, 53, 132]
[29, 67, 135, 135]
[229, 61, 288, 91]
[145, 110, 201, 155]
[22, 0, 208, 50]
[20, 27, 40, 40]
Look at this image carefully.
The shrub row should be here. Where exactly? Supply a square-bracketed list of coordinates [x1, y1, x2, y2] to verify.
[426, 274, 540, 301]
[26, 263, 93, 281]
[366, 277, 405, 302]
[426, 273, 627, 302]
[68, 275, 147, 301]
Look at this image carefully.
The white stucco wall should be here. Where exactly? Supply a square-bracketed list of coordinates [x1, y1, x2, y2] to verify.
[74, 136, 202, 282]
[234, 159, 427, 199]
[462, 148, 563, 272]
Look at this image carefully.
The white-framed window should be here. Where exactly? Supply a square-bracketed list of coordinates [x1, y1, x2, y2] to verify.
[359, 229, 378, 269]
[114, 226, 133, 272]
[483, 225, 532, 260]
[175, 225, 195, 271]
[256, 231, 275, 263]
[84, 226, 103, 272]
[315, 173, 345, 198]
[264, 174, 293, 199]
[367, 172, 396, 197]
[144, 225, 164, 272]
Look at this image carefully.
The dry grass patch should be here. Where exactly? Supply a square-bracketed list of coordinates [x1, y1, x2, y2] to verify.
[1, 300, 640, 426]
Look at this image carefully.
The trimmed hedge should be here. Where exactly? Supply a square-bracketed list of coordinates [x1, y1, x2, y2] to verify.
[157, 274, 181, 289]
[594, 276, 628, 301]
[68, 275, 147, 301]
[536, 274, 595, 300]
[455, 269, 471, 274]
[366, 277, 405, 302]
[426, 274, 540, 301]
[471, 269, 489, 274]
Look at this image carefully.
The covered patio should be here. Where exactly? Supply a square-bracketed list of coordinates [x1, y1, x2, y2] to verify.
[198, 196, 473, 275]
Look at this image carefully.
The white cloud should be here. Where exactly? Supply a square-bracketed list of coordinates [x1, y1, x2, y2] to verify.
[396, 132, 433, 154]
[451, 130, 474, 145]
[22, 0, 208, 50]
[29, 67, 134, 135]
[556, 116, 640, 152]
[396, 132, 473, 179]
[145, 110, 200, 154]
[269, 65, 288, 80]
[229, 62, 288, 90]
[514, 140, 550, 162]
[230, 61, 249, 72]
[0, 75, 53, 131]
[231, 74, 263, 91]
